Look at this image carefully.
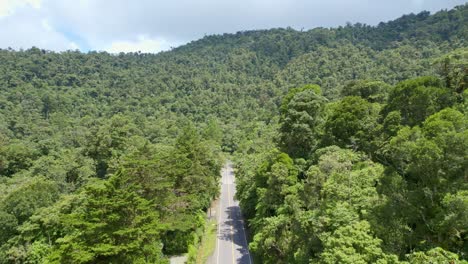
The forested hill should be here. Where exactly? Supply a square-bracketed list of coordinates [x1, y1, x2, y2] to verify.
[0, 4, 467, 263]
[178, 3, 466, 55]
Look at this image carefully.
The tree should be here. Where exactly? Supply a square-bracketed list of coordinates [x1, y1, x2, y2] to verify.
[173, 124, 221, 209]
[320, 221, 399, 264]
[254, 152, 298, 221]
[0, 177, 59, 224]
[0, 140, 39, 177]
[25, 149, 96, 191]
[434, 191, 468, 254]
[300, 147, 391, 263]
[323, 96, 381, 153]
[0, 211, 17, 244]
[47, 173, 167, 263]
[84, 115, 142, 178]
[383, 76, 455, 127]
[433, 48, 467, 94]
[341, 80, 390, 103]
[250, 215, 295, 264]
[406, 247, 464, 264]
[382, 108, 467, 254]
[279, 85, 327, 158]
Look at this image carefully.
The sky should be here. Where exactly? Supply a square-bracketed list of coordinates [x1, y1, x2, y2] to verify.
[0, 0, 465, 53]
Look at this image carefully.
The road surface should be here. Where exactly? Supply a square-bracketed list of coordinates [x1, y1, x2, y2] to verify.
[213, 162, 252, 264]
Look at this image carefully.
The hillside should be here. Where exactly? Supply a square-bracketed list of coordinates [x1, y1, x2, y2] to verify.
[0, 4, 467, 263]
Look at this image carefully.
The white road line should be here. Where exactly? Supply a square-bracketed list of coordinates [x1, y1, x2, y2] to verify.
[215, 163, 252, 264]
[227, 182, 235, 264]
[216, 169, 223, 264]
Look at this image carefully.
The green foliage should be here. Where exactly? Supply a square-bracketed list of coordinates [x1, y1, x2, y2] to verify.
[433, 47, 467, 94]
[26, 149, 96, 191]
[341, 80, 390, 103]
[323, 96, 381, 153]
[0, 4, 467, 263]
[280, 84, 322, 115]
[435, 191, 468, 253]
[0, 177, 59, 224]
[384, 76, 455, 126]
[320, 221, 399, 264]
[250, 214, 295, 264]
[406, 247, 466, 264]
[237, 75, 466, 262]
[0, 140, 39, 177]
[279, 87, 327, 158]
[375, 107, 467, 254]
[0, 211, 17, 244]
[47, 173, 167, 263]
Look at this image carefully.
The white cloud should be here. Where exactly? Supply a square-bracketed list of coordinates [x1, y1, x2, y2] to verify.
[105, 35, 175, 54]
[44, 0, 466, 53]
[68, 41, 79, 50]
[0, 0, 465, 52]
[0, 5, 79, 51]
[41, 18, 52, 31]
[0, 0, 41, 17]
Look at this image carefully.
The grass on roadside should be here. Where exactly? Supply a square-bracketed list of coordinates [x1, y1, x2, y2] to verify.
[195, 218, 218, 264]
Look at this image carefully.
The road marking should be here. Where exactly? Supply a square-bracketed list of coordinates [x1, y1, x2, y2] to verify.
[216, 170, 223, 264]
[215, 163, 252, 264]
[227, 179, 235, 264]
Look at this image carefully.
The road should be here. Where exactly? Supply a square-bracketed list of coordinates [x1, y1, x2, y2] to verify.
[213, 162, 252, 264]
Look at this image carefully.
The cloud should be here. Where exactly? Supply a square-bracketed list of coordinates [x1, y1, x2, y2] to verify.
[44, 0, 466, 51]
[69, 41, 79, 50]
[41, 18, 53, 31]
[0, 0, 42, 17]
[0, 4, 79, 51]
[0, 0, 465, 53]
[105, 35, 176, 53]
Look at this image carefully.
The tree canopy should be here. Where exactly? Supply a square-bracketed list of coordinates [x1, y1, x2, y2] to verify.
[0, 4, 467, 263]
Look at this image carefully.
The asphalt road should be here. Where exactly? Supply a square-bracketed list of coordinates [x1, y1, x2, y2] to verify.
[214, 162, 252, 264]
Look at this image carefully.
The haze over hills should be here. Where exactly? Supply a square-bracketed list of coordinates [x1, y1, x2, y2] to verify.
[0, 4, 466, 263]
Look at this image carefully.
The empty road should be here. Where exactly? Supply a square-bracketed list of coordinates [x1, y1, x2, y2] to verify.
[213, 162, 252, 264]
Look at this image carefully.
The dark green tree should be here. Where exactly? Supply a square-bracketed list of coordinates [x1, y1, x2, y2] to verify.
[279, 85, 327, 158]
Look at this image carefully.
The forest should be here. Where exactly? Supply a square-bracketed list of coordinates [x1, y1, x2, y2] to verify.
[0, 3, 467, 263]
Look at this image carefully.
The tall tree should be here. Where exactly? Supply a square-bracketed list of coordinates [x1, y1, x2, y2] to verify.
[279, 85, 327, 158]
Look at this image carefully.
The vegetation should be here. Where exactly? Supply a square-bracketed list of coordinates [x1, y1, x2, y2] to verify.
[0, 4, 467, 263]
[193, 218, 218, 264]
